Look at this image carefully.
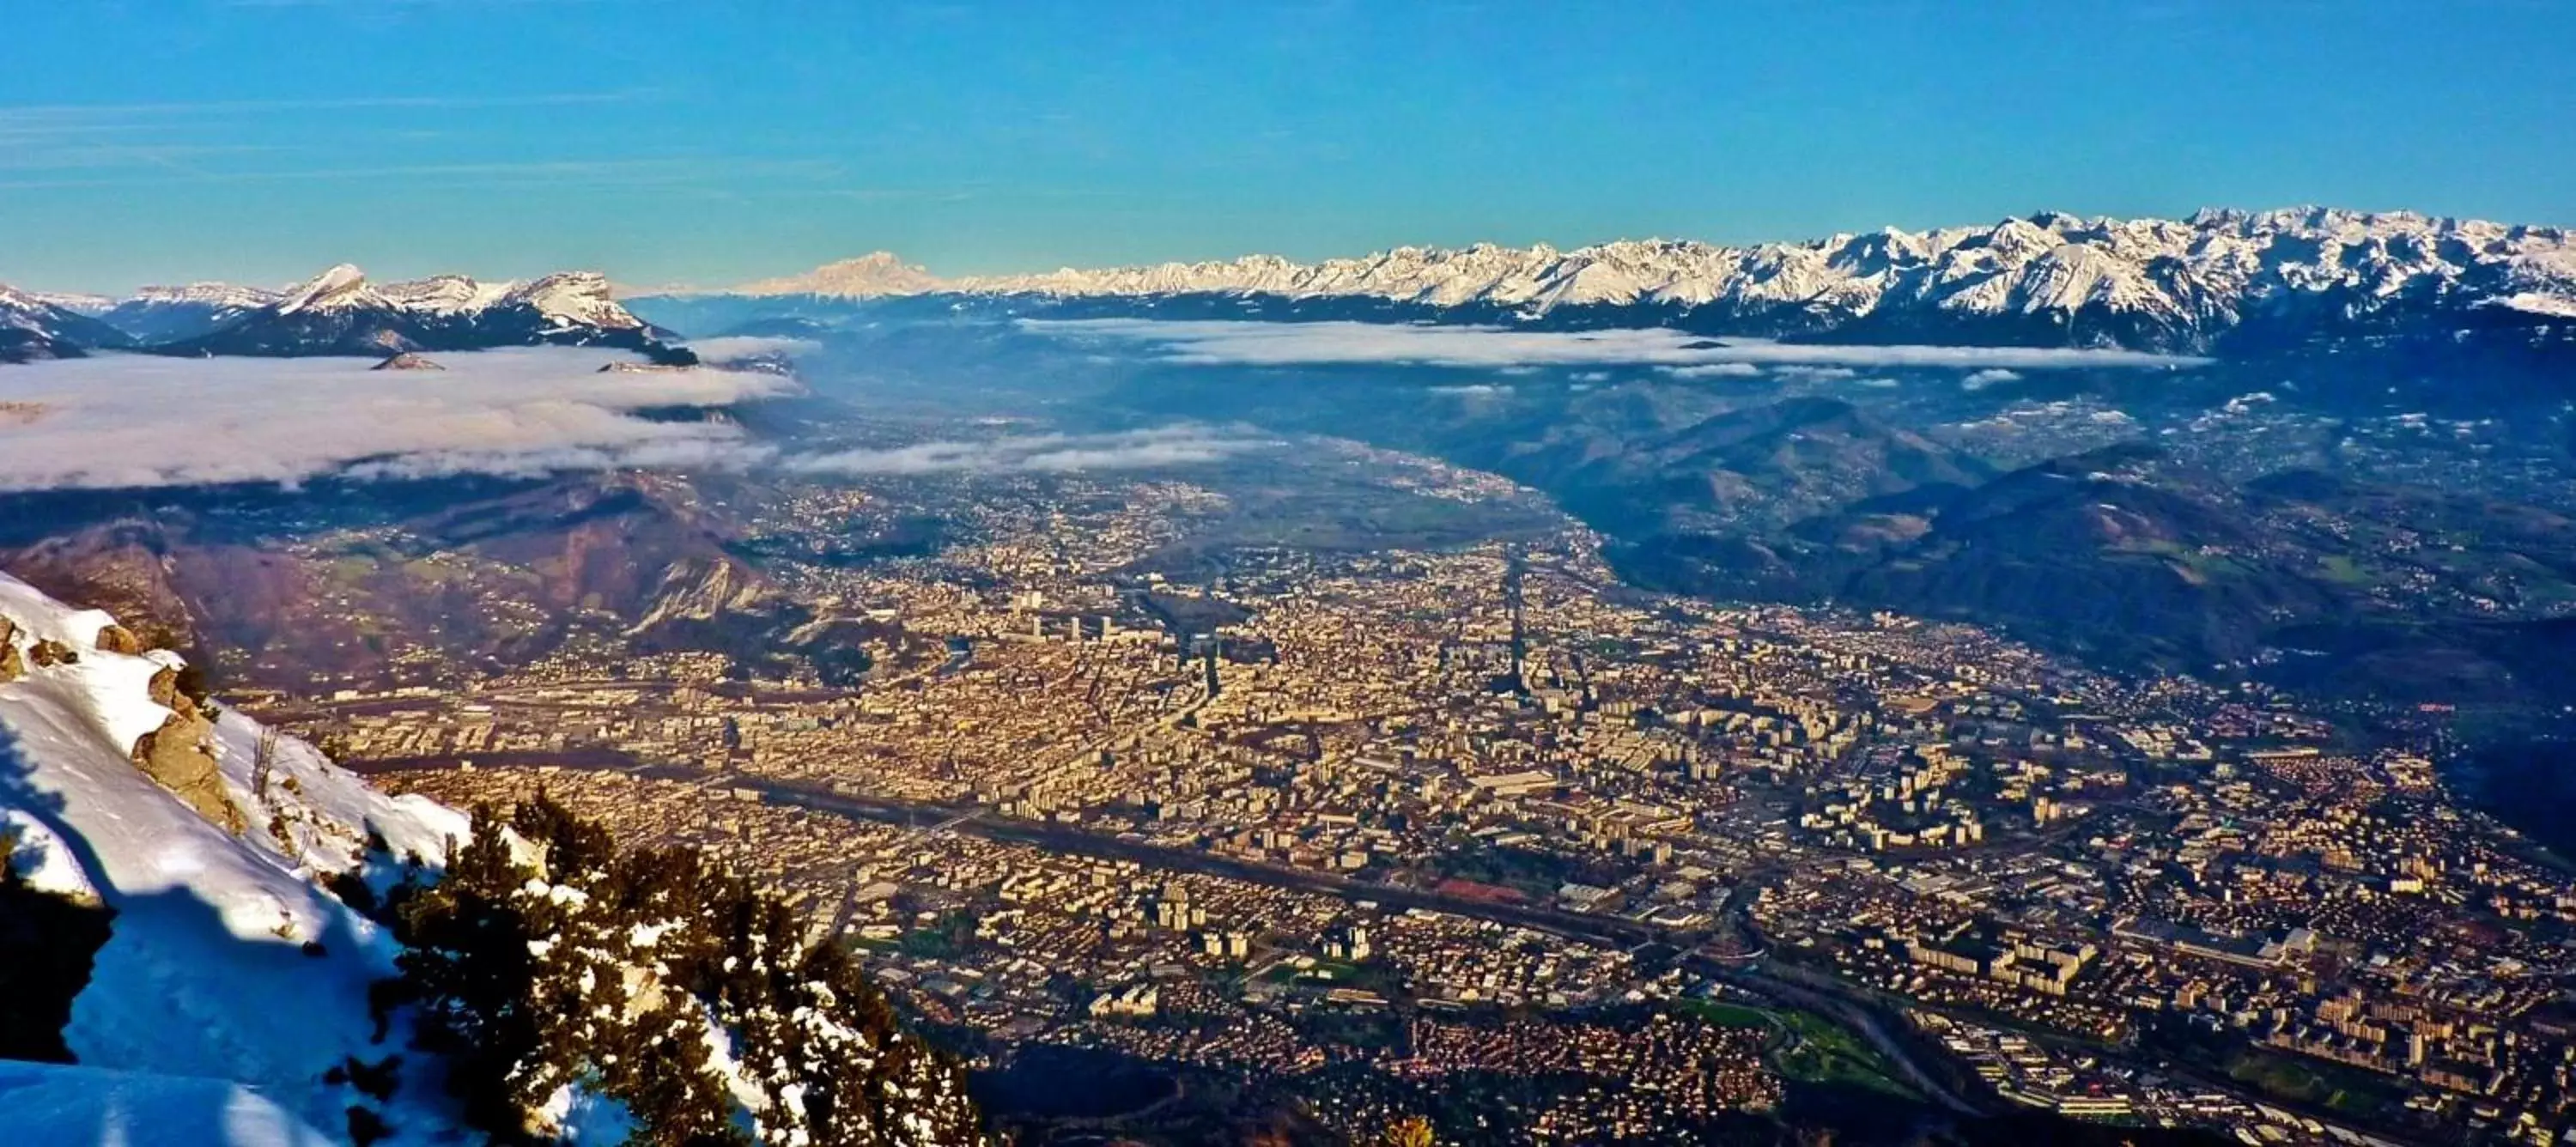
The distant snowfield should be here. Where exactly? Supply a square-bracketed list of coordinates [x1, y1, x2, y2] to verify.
[1022, 318, 2214, 372]
[0, 347, 793, 491]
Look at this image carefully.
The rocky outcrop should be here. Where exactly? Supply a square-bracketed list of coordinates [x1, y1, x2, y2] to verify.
[27, 640, 74, 669]
[129, 701, 245, 836]
[0, 616, 20, 683]
[93, 624, 142, 655]
[370, 351, 443, 371]
[144, 665, 181, 709]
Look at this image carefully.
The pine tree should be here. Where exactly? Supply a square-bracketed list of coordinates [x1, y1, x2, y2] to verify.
[390, 798, 985, 1146]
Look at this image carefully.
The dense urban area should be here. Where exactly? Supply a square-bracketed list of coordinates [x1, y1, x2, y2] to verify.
[191, 438, 2576, 1147]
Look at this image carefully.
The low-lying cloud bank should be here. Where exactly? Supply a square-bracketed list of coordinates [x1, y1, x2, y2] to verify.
[787, 425, 1276, 476]
[1023, 319, 2211, 371]
[0, 348, 793, 491]
[677, 335, 822, 363]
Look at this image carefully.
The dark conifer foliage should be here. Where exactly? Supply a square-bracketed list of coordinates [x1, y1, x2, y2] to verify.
[389, 794, 986, 1146]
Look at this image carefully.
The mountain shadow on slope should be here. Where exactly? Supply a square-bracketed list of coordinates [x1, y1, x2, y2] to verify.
[1505, 395, 1996, 537]
[1619, 442, 2576, 701]
[0, 732, 117, 1064]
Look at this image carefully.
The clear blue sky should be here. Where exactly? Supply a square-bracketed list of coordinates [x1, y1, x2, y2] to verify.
[2, 1, 2568, 292]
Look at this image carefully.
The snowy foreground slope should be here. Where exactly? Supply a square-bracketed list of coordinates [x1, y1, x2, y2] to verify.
[0, 571, 471, 1145]
[0, 571, 987, 1147]
[0, 1059, 341, 1147]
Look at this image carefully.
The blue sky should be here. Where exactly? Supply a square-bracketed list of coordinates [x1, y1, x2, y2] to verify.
[1, 1, 2568, 292]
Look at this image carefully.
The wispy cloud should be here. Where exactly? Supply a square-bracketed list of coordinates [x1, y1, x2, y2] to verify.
[0, 348, 787, 491]
[678, 336, 821, 362]
[1024, 319, 2213, 372]
[0, 91, 655, 126]
[787, 426, 1275, 476]
[223, 0, 652, 7]
[0, 155, 838, 193]
[0, 89, 702, 193]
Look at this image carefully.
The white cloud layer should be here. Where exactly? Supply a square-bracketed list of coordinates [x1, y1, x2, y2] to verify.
[677, 336, 821, 363]
[787, 425, 1274, 476]
[1660, 362, 1763, 379]
[1024, 319, 2211, 371]
[0, 348, 792, 491]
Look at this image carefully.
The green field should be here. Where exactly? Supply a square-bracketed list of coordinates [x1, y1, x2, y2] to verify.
[1674, 1001, 1922, 1101]
[2226, 1049, 2402, 1118]
[1672, 998, 1773, 1029]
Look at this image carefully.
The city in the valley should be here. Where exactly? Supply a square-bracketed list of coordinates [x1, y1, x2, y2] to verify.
[192, 437, 2573, 1146]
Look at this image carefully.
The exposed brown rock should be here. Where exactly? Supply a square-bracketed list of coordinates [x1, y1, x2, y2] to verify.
[27, 640, 75, 668]
[94, 623, 143, 655]
[131, 710, 246, 835]
[0, 616, 20, 683]
[143, 664, 203, 719]
[0, 400, 52, 426]
[146, 665, 179, 707]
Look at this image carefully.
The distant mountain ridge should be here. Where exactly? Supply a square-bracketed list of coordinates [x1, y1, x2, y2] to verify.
[0, 286, 132, 363]
[708, 208, 2576, 354]
[156, 264, 683, 358]
[0, 264, 686, 361]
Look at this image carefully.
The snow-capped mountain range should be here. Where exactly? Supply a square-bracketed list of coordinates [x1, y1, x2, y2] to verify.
[0, 264, 683, 362]
[157, 264, 678, 359]
[0, 285, 133, 363]
[718, 207, 2576, 353]
[97, 282, 290, 344]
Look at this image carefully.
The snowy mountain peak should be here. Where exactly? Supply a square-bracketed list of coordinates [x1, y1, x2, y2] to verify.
[501, 270, 644, 332]
[734, 251, 945, 297]
[272, 263, 378, 316]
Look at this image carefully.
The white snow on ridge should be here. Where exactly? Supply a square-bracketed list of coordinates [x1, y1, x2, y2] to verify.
[726, 208, 2576, 339]
[129, 282, 287, 309]
[272, 264, 377, 316]
[109, 264, 649, 331]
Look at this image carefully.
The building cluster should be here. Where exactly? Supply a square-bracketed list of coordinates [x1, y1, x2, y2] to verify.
[331, 450, 2576, 1145]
